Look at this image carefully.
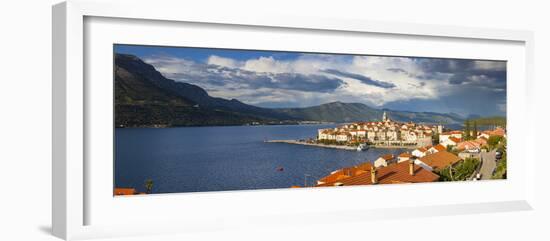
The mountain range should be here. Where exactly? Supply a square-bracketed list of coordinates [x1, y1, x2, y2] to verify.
[115, 53, 465, 127]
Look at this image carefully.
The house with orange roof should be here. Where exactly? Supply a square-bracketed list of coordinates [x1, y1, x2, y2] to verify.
[374, 154, 396, 168]
[397, 152, 413, 163]
[335, 131, 351, 142]
[427, 144, 447, 154]
[316, 160, 439, 187]
[441, 136, 462, 148]
[491, 127, 506, 137]
[412, 146, 429, 158]
[456, 140, 482, 151]
[418, 151, 463, 171]
[480, 127, 506, 139]
[474, 137, 488, 146]
[316, 162, 373, 185]
[439, 130, 463, 143]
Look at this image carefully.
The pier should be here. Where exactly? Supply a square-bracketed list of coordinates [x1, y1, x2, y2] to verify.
[265, 140, 358, 151]
[266, 139, 419, 150]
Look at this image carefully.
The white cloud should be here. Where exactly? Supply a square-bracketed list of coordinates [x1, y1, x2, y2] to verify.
[207, 55, 241, 68]
[141, 53, 505, 114]
[243, 56, 292, 73]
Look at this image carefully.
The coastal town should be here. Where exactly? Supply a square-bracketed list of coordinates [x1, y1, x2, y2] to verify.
[317, 111, 441, 148]
[290, 112, 507, 188]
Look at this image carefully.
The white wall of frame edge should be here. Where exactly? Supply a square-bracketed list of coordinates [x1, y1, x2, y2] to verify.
[52, 1, 536, 240]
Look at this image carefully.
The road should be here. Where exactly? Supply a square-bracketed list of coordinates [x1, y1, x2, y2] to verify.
[479, 150, 497, 180]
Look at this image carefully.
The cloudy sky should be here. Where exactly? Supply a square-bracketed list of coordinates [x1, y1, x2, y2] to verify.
[115, 44, 507, 117]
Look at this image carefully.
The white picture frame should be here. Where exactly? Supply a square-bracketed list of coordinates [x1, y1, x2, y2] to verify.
[52, 0, 535, 240]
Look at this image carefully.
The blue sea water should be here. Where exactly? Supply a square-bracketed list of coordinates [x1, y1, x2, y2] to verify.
[115, 124, 408, 194]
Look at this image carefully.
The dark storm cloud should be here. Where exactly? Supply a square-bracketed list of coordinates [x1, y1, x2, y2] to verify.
[322, 69, 396, 88]
[266, 73, 346, 92]
[165, 62, 345, 93]
[413, 58, 506, 91]
[382, 84, 507, 117]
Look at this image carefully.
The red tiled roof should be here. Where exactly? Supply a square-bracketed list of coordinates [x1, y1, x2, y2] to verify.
[399, 152, 412, 158]
[419, 151, 462, 170]
[316, 161, 439, 187]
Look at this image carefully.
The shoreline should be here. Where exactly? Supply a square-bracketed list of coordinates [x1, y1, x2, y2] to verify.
[265, 140, 358, 151]
[369, 144, 417, 149]
[116, 122, 336, 129]
[266, 140, 417, 151]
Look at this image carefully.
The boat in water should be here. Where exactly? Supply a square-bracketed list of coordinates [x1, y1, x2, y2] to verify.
[357, 143, 369, 151]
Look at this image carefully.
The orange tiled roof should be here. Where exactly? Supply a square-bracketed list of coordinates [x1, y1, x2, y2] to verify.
[318, 162, 373, 183]
[316, 161, 439, 187]
[448, 137, 462, 143]
[457, 140, 481, 150]
[379, 154, 394, 160]
[355, 162, 374, 171]
[114, 188, 137, 195]
[399, 152, 412, 158]
[441, 131, 462, 136]
[419, 151, 462, 170]
[416, 147, 428, 152]
[432, 144, 446, 152]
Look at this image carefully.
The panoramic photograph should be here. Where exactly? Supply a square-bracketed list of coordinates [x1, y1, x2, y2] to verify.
[113, 44, 507, 196]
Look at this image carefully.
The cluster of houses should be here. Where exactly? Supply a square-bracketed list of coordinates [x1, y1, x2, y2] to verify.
[317, 112, 442, 147]
[311, 126, 506, 187]
[438, 127, 506, 153]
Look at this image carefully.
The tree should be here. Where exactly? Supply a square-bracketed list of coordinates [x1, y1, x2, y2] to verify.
[492, 151, 507, 179]
[437, 158, 480, 181]
[446, 145, 455, 152]
[145, 179, 154, 194]
[472, 121, 478, 140]
[464, 120, 471, 140]
[487, 136, 503, 149]
[433, 133, 440, 144]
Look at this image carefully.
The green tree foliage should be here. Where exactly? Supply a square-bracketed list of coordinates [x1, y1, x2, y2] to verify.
[487, 136, 504, 149]
[492, 152, 507, 179]
[145, 179, 154, 194]
[437, 158, 480, 181]
[472, 121, 478, 139]
[464, 120, 471, 140]
[468, 116, 506, 128]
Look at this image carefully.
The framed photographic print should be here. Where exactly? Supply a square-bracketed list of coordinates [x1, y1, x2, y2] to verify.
[113, 44, 507, 194]
[52, 0, 535, 240]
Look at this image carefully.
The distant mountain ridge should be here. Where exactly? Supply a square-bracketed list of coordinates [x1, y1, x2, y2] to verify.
[114, 53, 466, 127]
[276, 101, 465, 124]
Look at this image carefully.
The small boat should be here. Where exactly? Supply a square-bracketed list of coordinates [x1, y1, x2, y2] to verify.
[276, 167, 284, 172]
[357, 143, 369, 151]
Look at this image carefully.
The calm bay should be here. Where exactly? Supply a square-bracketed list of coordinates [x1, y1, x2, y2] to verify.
[115, 124, 407, 194]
